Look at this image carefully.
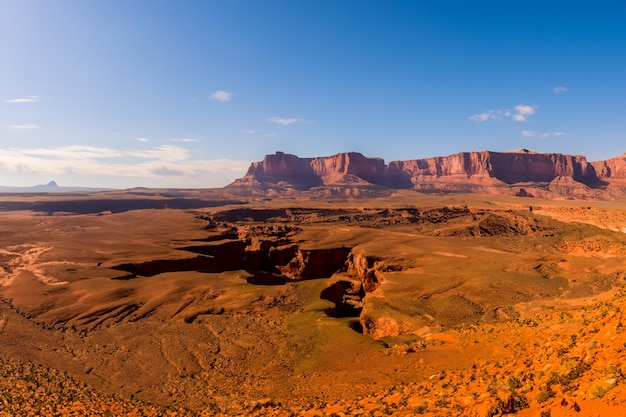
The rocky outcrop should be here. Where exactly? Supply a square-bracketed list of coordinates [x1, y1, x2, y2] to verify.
[345, 253, 385, 293]
[228, 149, 626, 199]
[388, 150, 604, 189]
[388, 151, 491, 182]
[310, 152, 387, 184]
[320, 280, 364, 317]
[592, 153, 626, 179]
[278, 248, 352, 280]
[488, 151, 599, 185]
[237, 151, 387, 189]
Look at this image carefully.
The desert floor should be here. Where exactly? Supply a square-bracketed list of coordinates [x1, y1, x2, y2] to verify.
[1, 190, 625, 416]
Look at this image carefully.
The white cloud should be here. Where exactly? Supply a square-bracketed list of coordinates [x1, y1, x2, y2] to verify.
[172, 138, 199, 143]
[267, 117, 304, 126]
[240, 130, 275, 137]
[0, 144, 251, 187]
[7, 124, 39, 130]
[520, 130, 561, 138]
[4, 96, 40, 104]
[470, 104, 538, 123]
[553, 86, 568, 94]
[150, 167, 184, 176]
[469, 111, 497, 122]
[25, 145, 126, 159]
[136, 137, 149, 143]
[209, 90, 232, 102]
[127, 145, 190, 161]
[512, 104, 537, 121]
[514, 105, 536, 115]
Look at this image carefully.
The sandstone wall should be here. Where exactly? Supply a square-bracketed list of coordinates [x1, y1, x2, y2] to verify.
[229, 149, 626, 199]
[592, 153, 626, 179]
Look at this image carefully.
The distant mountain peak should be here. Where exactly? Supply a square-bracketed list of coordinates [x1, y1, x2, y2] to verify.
[0, 181, 112, 193]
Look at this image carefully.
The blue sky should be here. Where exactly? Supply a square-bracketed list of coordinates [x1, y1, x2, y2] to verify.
[1, 0, 625, 188]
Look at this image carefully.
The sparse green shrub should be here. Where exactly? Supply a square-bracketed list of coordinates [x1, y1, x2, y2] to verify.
[591, 384, 610, 399]
[507, 376, 521, 390]
[536, 389, 554, 404]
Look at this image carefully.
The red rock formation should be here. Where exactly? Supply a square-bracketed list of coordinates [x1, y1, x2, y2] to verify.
[389, 151, 491, 179]
[488, 152, 598, 185]
[228, 150, 626, 199]
[309, 152, 387, 184]
[247, 151, 315, 178]
[592, 153, 626, 179]
[239, 151, 387, 186]
[389, 150, 599, 186]
[588, 153, 626, 199]
[278, 247, 352, 280]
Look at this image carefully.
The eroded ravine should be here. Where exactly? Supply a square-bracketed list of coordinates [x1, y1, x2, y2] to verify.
[2, 205, 626, 414]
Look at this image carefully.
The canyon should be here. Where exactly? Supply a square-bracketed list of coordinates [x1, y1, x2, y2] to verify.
[1, 153, 626, 416]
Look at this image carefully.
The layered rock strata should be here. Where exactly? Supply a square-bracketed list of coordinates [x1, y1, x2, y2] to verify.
[229, 149, 626, 199]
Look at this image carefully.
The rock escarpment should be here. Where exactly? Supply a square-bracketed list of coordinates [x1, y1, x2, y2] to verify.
[590, 153, 626, 198]
[228, 149, 626, 199]
[237, 151, 387, 190]
[592, 152, 626, 179]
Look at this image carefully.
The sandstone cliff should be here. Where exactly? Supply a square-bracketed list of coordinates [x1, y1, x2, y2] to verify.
[241, 151, 387, 186]
[592, 153, 626, 179]
[590, 153, 626, 199]
[228, 150, 625, 199]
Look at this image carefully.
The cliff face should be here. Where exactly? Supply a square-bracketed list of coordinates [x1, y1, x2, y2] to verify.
[388, 151, 492, 187]
[239, 152, 322, 190]
[487, 152, 599, 186]
[228, 150, 624, 199]
[246, 151, 316, 178]
[309, 152, 387, 184]
[591, 153, 626, 179]
[232, 151, 388, 190]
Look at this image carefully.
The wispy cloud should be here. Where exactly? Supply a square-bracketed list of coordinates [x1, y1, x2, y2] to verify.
[7, 124, 39, 130]
[209, 90, 232, 102]
[468, 111, 497, 122]
[553, 86, 568, 94]
[171, 138, 199, 143]
[268, 117, 304, 126]
[511, 104, 537, 122]
[241, 130, 276, 137]
[0, 144, 251, 187]
[4, 96, 40, 104]
[521, 130, 542, 137]
[469, 104, 537, 123]
[469, 110, 504, 122]
[150, 167, 184, 176]
[136, 137, 149, 143]
[520, 130, 562, 138]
